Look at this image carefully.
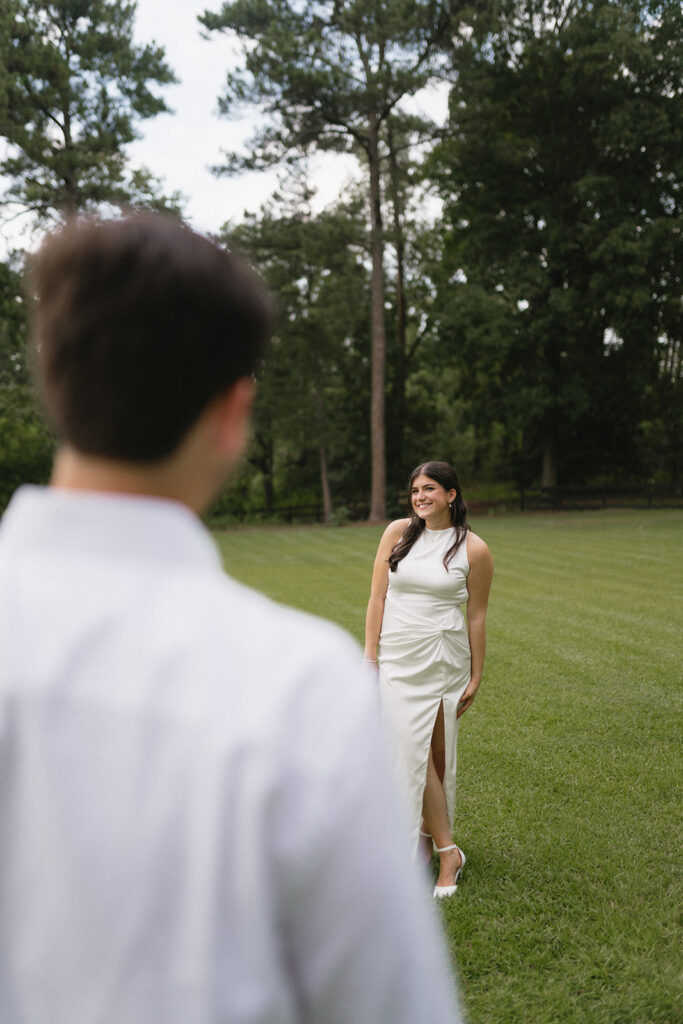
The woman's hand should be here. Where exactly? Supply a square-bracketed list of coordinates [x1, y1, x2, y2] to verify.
[456, 678, 480, 718]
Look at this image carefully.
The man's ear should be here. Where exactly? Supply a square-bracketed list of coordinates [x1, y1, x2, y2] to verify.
[210, 377, 255, 462]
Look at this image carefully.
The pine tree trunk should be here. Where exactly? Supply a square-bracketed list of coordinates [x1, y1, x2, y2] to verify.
[387, 123, 406, 480]
[316, 381, 333, 523]
[254, 430, 274, 513]
[62, 106, 78, 217]
[320, 442, 333, 523]
[367, 114, 387, 522]
[541, 435, 558, 491]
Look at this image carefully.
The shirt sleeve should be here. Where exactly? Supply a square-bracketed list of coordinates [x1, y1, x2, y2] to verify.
[271, 634, 464, 1024]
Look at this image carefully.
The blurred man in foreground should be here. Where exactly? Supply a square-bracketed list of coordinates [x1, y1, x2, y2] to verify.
[0, 214, 462, 1023]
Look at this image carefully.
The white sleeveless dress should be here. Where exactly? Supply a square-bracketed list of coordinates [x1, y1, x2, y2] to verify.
[378, 526, 470, 856]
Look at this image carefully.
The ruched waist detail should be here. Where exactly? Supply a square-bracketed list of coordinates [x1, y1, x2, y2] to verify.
[379, 625, 470, 668]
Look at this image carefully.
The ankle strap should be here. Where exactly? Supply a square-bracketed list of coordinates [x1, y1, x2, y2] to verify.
[436, 843, 459, 853]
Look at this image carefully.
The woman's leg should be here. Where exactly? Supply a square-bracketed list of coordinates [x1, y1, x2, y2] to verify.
[422, 703, 462, 887]
[419, 703, 444, 860]
[431, 700, 446, 783]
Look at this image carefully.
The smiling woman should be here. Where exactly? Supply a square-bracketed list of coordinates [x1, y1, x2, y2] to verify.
[364, 461, 494, 897]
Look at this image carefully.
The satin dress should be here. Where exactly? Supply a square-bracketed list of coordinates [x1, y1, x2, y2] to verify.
[378, 526, 470, 855]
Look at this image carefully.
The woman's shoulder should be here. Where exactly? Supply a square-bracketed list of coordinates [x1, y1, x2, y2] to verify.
[466, 530, 493, 567]
[375, 517, 410, 558]
[384, 517, 411, 541]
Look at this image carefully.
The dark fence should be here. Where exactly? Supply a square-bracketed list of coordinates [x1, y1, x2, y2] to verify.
[209, 499, 370, 525]
[209, 486, 681, 525]
[518, 484, 682, 512]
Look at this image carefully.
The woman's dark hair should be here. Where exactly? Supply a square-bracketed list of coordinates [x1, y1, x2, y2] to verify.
[28, 212, 273, 462]
[388, 461, 470, 573]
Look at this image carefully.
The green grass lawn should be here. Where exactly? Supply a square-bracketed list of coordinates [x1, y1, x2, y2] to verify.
[214, 509, 683, 1024]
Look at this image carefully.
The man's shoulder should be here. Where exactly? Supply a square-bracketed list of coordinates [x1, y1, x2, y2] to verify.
[201, 573, 358, 659]
[161, 570, 368, 753]
[169, 568, 360, 691]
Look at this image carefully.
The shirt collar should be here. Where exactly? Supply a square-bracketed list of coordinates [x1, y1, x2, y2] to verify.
[1, 486, 223, 573]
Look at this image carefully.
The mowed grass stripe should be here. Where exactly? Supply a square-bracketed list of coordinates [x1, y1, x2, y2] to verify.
[214, 509, 682, 1024]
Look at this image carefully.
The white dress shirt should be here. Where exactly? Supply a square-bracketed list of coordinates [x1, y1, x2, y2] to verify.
[0, 486, 462, 1024]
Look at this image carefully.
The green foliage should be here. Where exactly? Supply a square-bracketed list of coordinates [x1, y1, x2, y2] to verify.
[215, 176, 372, 514]
[1, 1, 679, 505]
[430, 0, 682, 488]
[0, 258, 53, 508]
[0, 0, 182, 221]
[214, 508, 683, 1024]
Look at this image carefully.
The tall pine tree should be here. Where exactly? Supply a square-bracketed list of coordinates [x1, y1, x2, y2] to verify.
[0, 0, 180, 222]
[200, 0, 452, 519]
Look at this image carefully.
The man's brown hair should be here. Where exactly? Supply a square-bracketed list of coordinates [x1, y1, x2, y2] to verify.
[29, 214, 272, 461]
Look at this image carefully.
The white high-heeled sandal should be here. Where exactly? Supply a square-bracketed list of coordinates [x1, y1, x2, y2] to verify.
[433, 843, 466, 899]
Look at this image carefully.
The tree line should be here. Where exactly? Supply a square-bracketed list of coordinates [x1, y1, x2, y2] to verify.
[1, 0, 680, 518]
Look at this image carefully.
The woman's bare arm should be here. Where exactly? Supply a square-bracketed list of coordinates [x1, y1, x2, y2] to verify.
[364, 519, 409, 662]
[458, 532, 494, 716]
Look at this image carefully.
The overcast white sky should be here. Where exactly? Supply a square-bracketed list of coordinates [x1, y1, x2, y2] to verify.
[129, 0, 364, 233]
[129, 0, 285, 233]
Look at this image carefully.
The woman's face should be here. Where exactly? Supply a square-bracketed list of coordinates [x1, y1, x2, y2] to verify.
[410, 474, 456, 526]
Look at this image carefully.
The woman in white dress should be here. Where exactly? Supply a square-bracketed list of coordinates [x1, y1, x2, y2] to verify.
[364, 461, 493, 898]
